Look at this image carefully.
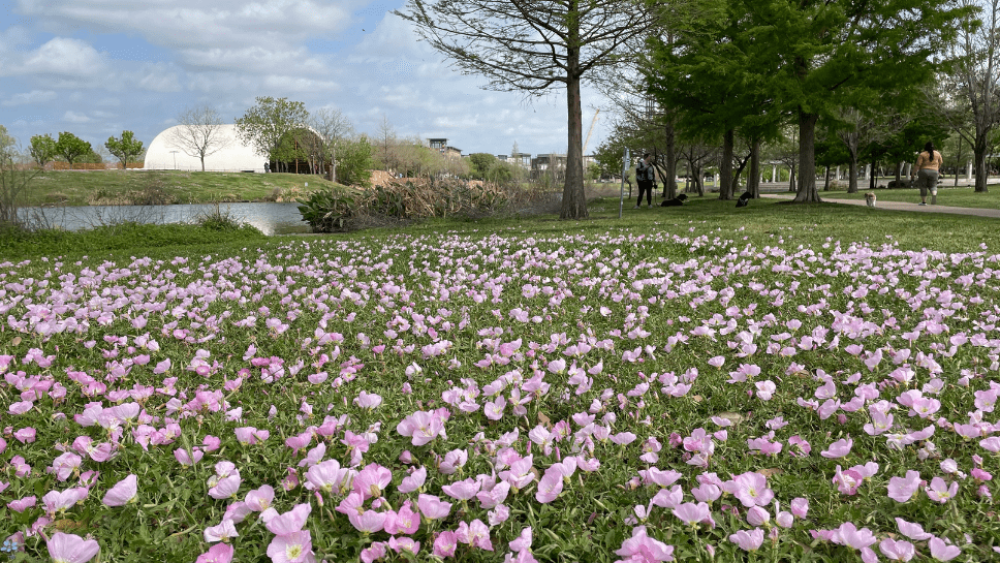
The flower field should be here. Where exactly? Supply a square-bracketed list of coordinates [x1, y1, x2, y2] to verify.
[2, 221, 1000, 562]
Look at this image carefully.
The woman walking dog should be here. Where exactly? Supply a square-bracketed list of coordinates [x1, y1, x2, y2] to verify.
[911, 141, 943, 206]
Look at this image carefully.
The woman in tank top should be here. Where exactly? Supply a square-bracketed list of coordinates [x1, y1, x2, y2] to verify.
[911, 141, 943, 206]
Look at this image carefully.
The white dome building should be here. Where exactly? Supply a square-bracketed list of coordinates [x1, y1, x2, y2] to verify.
[144, 124, 325, 173]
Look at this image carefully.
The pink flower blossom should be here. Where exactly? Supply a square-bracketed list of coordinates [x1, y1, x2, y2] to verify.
[895, 518, 932, 541]
[266, 530, 314, 563]
[8, 496, 36, 513]
[837, 522, 877, 550]
[879, 538, 915, 561]
[887, 471, 923, 502]
[417, 494, 452, 520]
[925, 477, 958, 503]
[821, 437, 853, 458]
[442, 477, 482, 501]
[348, 510, 386, 534]
[47, 532, 100, 563]
[102, 474, 137, 506]
[728, 528, 764, 552]
[928, 537, 961, 561]
[731, 472, 774, 507]
[433, 531, 458, 557]
[245, 485, 275, 512]
[616, 526, 675, 561]
[195, 543, 234, 563]
[673, 502, 713, 527]
[265, 503, 312, 535]
[203, 520, 238, 543]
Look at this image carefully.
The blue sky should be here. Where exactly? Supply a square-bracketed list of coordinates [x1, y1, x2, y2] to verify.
[0, 0, 610, 158]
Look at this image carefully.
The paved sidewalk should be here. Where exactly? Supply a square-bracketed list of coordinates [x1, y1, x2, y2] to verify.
[760, 193, 1000, 219]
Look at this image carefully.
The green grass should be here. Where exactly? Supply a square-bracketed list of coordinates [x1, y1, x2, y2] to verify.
[0, 221, 268, 259]
[7, 193, 998, 261]
[818, 185, 1000, 209]
[4, 194, 1000, 562]
[22, 169, 351, 207]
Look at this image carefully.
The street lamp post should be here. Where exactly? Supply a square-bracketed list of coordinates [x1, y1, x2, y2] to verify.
[169, 150, 179, 170]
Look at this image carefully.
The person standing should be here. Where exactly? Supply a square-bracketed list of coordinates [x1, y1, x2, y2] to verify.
[635, 153, 655, 208]
[264, 161, 270, 173]
[911, 141, 943, 205]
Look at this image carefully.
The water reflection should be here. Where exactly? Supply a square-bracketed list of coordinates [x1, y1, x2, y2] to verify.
[20, 202, 311, 236]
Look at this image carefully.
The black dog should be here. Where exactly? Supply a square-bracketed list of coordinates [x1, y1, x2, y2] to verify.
[735, 191, 752, 208]
[660, 193, 688, 207]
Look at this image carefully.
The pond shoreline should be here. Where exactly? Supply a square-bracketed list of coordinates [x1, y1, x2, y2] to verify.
[17, 201, 312, 236]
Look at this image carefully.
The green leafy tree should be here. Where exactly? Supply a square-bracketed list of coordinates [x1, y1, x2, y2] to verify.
[468, 153, 497, 180]
[55, 132, 93, 166]
[487, 161, 515, 183]
[396, 0, 654, 219]
[29, 134, 58, 167]
[336, 136, 376, 186]
[105, 130, 145, 170]
[649, 0, 970, 203]
[235, 97, 310, 168]
[78, 150, 103, 164]
[646, 0, 781, 201]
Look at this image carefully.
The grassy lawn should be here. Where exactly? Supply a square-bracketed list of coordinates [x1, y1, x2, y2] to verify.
[22, 169, 350, 207]
[4, 196, 1000, 562]
[818, 185, 1000, 209]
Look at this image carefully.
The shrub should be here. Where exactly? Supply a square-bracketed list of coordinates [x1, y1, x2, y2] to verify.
[297, 189, 358, 232]
[195, 203, 253, 232]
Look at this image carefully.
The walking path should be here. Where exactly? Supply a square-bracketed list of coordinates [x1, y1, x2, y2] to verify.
[760, 193, 1000, 219]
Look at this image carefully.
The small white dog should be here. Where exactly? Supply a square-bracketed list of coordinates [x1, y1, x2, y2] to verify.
[865, 192, 876, 208]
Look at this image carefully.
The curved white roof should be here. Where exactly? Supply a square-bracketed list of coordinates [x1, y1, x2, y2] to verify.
[144, 124, 323, 173]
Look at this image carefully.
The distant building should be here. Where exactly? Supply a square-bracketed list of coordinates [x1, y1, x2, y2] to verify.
[145, 124, 325, 174]
[532, 153, 567, 172]
[531, 153, 567, 181]
[428, 138, 462, 159]
[511, 153, 531, 168]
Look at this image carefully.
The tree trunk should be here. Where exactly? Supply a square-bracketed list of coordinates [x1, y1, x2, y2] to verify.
[749, 138, 760, 198]
[954, 136, 962, 187]
[793, 109, 821, 202]
[870, 159, 878, 190]
[690, 160, 704, 196]
[719, 128, 734, 200]
[823, 165, 831, 191]
[663, 118, 677, 200]
[847, 151, 858, 193]
[893, 161, 902, 188]
[788, 164, 796, 192]
[974, 133, 990, 193]
[200, 156, 206, 172]
[560, 6, 587, 220]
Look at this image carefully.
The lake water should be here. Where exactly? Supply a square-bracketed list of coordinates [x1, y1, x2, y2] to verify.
[20, 202, 312, 236]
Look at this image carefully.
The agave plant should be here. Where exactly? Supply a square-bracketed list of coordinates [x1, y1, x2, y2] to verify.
[297, 190, 356, 232]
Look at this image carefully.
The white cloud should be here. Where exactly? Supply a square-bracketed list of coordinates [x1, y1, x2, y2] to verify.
[14, 0, 359, 67]
[132, 62, 183, 92]
[20, 37, 108, 76]
[63, 110, 91, 123]
[178, 45, 330, 76]
[1, 89, 56, 106]
[0, 1, 615, 159]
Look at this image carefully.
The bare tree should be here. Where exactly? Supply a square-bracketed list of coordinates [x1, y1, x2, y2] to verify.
[946, 0, 1000, 193]
[168, 106, 232, 172]
[310, 108, 354, 182]
[835, 107, 872, 193]
[396, 0, 654, 219]
[0, 129, 44, 229]
[375, 115, 397, 173]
